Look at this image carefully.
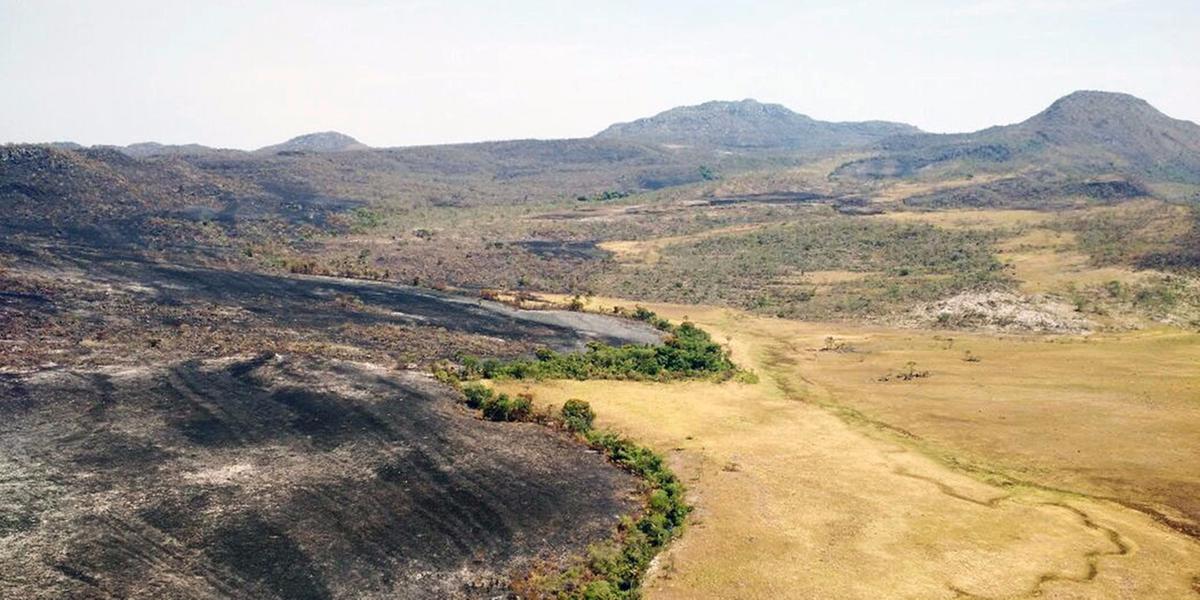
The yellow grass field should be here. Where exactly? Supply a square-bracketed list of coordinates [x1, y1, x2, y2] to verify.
[598, 223, 769, 267]
[497, 298, 1200, 599]
[870, 207, 1054, 230]
[865, 174, 1014, 205]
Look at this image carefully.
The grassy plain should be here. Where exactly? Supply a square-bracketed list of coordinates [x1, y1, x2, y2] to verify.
[497, 297, 1200, 599]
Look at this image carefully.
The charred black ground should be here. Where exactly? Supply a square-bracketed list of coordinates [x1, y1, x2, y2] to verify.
[0, 355, 637, 599]
[0, 244, 662, 370]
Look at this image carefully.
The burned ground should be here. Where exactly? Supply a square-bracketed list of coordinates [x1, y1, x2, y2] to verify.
[901, 175, 1150, 210]
[0, 241, 661, 598]
[706, 191, 830, 206]
[0, 243, 661, 370]
[0, 355, 637, 599]
[510, 239, 610, 261]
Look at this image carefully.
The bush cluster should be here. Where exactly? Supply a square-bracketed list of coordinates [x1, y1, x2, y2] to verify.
[450, 388, 690, 598]
[628, 305, 673, 331]
[561, 398, 596, 433]
[576, 190, 631, 202]
[445, 310, 714, 596]
[457, 309, 734, 382]
[516, 399, 689, 599]
[460, 383, 533, 422]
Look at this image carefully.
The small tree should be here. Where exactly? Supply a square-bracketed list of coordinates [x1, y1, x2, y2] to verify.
[897, 361, 930, 381]
[510, 393, 534, 421]
[561, 398, 596, 433]
[461, 382, 493, 408]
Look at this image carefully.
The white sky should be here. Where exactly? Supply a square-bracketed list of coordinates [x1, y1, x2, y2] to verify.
[1, 0, 1197, 148]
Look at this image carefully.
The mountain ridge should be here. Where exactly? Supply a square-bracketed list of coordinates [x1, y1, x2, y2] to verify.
[255, 131, 370, 154]
[595, 98, 920, 151]
[837, 90, 1200, 183]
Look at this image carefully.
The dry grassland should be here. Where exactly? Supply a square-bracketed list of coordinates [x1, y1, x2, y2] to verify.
[498, 297, 1200, 599]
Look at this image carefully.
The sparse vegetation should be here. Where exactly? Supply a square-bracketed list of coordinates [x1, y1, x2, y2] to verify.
[577, 190, 632, 202]
[604, 216, 1011, 319]
[878, 360, 931, 382]
[1053, 201, 1193, 268]
[820, 336, 854, 352]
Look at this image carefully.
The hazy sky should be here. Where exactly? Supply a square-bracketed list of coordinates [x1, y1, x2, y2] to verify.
[1, 0, 1197, 148]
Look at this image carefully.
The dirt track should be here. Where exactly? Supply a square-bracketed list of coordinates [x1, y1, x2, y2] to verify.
[0, 355, 636, 599]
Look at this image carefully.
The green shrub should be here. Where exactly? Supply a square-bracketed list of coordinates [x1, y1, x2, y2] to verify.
[461, 382, 493, 408]
[524, 426, 688, 599]
[479, 392, 533, 422]
[582, 580, 620, 600]
[576, 190, 631, 203]
[561, 399, 596, 433]
[460, 310, 735, 382]
[457, 384, 534, 422]
[631, 305, 674, 331]
[467, 388, 689, 598]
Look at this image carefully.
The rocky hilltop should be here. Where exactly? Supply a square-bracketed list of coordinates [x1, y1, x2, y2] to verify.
[595, 98, 919, 151]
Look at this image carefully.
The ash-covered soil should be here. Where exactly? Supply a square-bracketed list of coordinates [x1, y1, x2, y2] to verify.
[0, 354, 638, 599]
[0, 244, 662, 370]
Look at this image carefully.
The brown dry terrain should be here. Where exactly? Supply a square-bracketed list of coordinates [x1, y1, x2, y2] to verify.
[498, 297, 1200, 599]
[762, 323, 1200, 541]
[0, 354, 637, 599]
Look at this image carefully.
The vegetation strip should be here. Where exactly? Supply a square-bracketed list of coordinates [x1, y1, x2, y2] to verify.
[446, 306, 738, 382]
[436, 308, 715, 598]
[454, 383, 688, 599]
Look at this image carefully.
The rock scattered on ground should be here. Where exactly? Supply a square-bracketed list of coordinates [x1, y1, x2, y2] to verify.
[906, 291, 1093, 333]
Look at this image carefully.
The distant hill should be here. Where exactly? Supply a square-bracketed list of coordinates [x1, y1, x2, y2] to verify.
[116, 142, 233, 158]
[0, 144, 243, 245]
[0, 134, 737, 252]
[256, 131, 370, 154]
[836, 91, 1200, 182]
[8, 90, 1197, 257]
[595, 99, 919, 151]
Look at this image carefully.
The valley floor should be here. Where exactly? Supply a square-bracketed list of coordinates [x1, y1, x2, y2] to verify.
[497, 298, 1200, 599]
